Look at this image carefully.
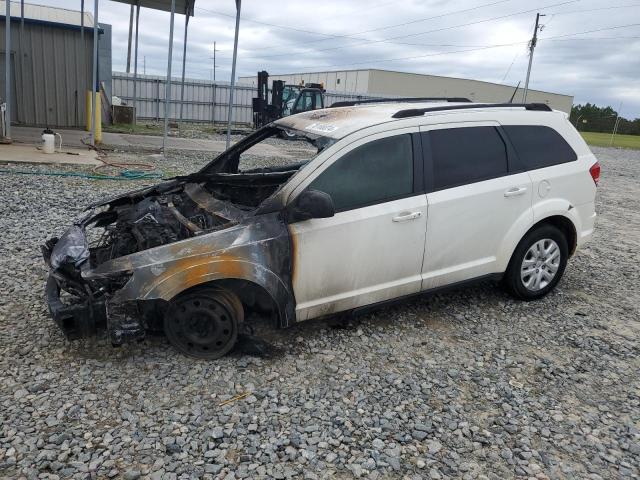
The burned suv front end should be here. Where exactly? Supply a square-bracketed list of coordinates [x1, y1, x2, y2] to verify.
[42, 177, 257, 345]
[42, 126, 323, 348]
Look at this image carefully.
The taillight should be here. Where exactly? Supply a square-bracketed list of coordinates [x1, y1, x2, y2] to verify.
[589, 161, 601, 186]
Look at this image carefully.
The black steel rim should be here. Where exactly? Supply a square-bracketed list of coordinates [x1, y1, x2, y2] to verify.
[166, 295, 236, 357]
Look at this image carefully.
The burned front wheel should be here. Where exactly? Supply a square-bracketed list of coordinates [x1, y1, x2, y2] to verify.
[164, 287, 243, 359]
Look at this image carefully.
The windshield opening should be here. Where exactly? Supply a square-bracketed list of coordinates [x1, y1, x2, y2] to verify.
[199, 126, 336, 175]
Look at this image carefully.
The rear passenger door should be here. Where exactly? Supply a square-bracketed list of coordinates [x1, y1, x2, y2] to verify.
[420, 122, 533, 290]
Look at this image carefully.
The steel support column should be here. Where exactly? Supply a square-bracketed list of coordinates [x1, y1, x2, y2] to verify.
[162, 0, 176, 154]
[126, 5, 133, 72]
[5, 0, 11, 139]
[19, 0, 24, 126]
[226, 0, 241, 149]
[179, 2, 190, 124]
[81, 0, 84, 41]
[132, 1, 140, 124]
[90, 0, 99, 146]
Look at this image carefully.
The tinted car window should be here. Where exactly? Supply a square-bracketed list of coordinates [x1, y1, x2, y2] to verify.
[503, 125, 577, 170]
[428, 126, 508, 190]
[308, 134, 413, 211]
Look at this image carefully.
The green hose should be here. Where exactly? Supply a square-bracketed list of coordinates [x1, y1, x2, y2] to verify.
[0, 168, 164, 181]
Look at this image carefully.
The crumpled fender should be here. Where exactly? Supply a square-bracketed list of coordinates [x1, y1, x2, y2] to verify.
[84, 213, 296, 327]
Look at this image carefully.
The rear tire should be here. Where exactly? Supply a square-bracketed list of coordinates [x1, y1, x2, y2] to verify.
[164, 287, 242, 359]
[504, 224, 568, 300]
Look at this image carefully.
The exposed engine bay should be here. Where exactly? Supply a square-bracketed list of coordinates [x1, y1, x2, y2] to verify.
[87, 165, 304, 268]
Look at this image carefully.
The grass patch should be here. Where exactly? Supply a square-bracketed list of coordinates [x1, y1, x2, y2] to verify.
[580, 131, 640, 150]
[103, 122, 165, 135]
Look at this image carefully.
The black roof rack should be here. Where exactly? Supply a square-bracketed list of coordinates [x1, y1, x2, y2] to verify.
[330, 97, 472, 108]
[392, 102, 552, 119]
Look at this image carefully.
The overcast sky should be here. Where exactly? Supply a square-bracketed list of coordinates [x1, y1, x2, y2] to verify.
[42, 0, 640, 117]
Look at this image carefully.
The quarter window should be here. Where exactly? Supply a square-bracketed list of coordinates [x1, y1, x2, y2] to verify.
[308, 134, 414, 211]
[428, 126, 508, 190]
[503, 125, 577, 170]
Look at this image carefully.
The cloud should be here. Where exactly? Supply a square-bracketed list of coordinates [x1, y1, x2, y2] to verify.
[30, 0, 640, 117]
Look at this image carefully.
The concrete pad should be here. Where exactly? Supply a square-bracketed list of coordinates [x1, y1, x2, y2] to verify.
[0, 144, 101, 166]
[101, 132, 291, 158]
[7, 125, 292, 158]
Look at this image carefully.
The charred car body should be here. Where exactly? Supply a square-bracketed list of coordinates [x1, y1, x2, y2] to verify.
[44, 100, 598, 358]
[43, 124, 329, 358]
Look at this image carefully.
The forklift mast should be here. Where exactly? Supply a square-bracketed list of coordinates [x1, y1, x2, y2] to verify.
[252, 71, 325, 129]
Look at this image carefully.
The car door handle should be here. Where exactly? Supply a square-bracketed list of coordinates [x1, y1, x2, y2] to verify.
[504, 186, 527, 197]
[392, 211, 422, 222]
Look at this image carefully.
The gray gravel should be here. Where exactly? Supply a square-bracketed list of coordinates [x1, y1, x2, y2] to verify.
[0, 145, 639, 480]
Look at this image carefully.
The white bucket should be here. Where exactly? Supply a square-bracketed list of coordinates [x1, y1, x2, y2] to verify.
[42, 133, 55, 154]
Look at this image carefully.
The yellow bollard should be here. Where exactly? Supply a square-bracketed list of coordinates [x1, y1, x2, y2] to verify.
[85, 90, 102, 143]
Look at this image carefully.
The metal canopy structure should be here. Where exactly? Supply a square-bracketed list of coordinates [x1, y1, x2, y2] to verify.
[78, 0, 196, 150]
[3, 0, 242, 154]
[111, 0, 193, 15]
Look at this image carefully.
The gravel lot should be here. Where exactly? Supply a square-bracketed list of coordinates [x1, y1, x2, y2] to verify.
[0, 145, 638, 480]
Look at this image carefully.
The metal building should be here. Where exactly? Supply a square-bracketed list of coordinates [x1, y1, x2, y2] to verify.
[0, 1, 111, 128]
[239, 68, 574, 113]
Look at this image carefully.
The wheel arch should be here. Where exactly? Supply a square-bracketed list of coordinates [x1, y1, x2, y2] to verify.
[140, 260, 295, 328]
[534, 214, 578, 256]
[175, 278, 283, 328]
[498, 209, 579, 275]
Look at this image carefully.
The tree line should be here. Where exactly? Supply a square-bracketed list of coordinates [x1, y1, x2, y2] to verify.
[570, 104, 640, 136]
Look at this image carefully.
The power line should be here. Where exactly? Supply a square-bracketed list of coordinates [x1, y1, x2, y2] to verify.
[544, 3, 640, 15]
[501, 52, 521, 82]
[206, 2, 640, 61]
[246, 0, 518, 52]
[195, 0, 515, 47]
[280, 23, 640, 72]
[250, 0, 581, 59]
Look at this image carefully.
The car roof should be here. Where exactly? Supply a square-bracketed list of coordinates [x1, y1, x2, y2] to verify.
[274, 101, 557, 140]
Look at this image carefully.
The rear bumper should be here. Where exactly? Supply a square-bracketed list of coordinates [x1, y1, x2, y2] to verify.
[45, 275, 106, 340]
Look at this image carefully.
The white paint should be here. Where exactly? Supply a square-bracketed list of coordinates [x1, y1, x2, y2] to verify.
[289, 127, 426, 321]
[305, 123, 338, 133]
[283, 104, 597, 321]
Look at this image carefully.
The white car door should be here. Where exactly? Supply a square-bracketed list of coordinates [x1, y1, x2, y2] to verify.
[420, 122, 533, 289]
[287, 128, 428, 321]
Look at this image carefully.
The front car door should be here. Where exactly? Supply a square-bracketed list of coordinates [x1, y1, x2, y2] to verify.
[419, 122, 534, 289]
[287, 128, 428, 321]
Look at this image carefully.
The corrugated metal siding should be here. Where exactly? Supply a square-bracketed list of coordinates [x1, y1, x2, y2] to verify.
[0, 1, 95, 28]
[113, 73, 380, 124]
[0, 18, 92, 127]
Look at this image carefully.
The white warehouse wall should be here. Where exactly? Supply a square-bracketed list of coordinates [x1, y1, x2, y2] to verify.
[238, 69, 573, 113]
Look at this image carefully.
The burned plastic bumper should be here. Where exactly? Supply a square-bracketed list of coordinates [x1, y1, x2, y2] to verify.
[45, 274, 106, 340]
[43, 230, 146, 345]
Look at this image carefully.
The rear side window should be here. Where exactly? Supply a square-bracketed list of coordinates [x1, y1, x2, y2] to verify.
[503, 125, 577, 170]
[308, 134, 413, 211]
[428, 126, 508, 190]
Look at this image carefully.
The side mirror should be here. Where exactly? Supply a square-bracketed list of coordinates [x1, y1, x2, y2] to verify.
[286, 190, 335, 223]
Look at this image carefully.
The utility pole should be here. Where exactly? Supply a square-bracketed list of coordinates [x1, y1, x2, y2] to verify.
[610, 102, 623, 147]
[523, 13, 545, 103]
[211, 42, 220, 84]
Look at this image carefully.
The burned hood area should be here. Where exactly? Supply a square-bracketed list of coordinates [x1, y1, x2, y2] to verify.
[43, 126, 317, 345]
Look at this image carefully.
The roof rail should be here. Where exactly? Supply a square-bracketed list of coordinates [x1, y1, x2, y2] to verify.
[330, 97, 472, 108]
[392, 102, 552, 119]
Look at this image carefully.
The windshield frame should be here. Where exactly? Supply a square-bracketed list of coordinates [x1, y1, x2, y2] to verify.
[197, 125, 335, 175]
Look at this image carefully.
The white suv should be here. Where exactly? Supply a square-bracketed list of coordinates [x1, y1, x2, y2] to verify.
[44, 100, 599, 358]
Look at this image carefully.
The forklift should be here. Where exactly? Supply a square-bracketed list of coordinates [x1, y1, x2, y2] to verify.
[252, 71, 325, 130]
